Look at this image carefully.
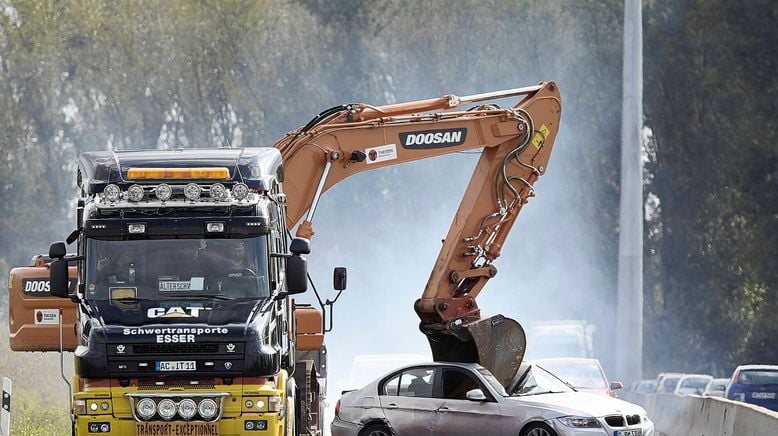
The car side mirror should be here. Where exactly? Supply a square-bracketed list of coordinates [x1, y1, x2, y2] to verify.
[50, 258, 70, 298]
[610, 381, 624, 391]
[49, 241, 67, 259]
[333, 267, 347, 291]
[466, 389, 487, 402]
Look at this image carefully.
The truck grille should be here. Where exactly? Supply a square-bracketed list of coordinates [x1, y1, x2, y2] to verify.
[133, 343, 220, 354]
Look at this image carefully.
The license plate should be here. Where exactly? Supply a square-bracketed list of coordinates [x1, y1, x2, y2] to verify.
[155, 361, 196, 371]
[752, 392, 776, 399]
[615, 430, 642, 436]
[136, 421, 218, 436]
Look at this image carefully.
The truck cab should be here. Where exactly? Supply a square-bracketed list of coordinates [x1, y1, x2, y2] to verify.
[9, 148, 323, 435]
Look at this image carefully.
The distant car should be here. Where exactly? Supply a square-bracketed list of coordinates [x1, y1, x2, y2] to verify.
[673, 374, 713, 396]
[655, 373, 684, 394]
[725, 364, 778, 411]
[703, 378, 729, 398]
[531, 357, 623, 397]
[633, 379, 658, 394]
[332, 361, 654, 436]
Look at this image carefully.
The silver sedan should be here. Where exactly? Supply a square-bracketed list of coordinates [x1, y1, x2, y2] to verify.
[332, 361, 654, 436]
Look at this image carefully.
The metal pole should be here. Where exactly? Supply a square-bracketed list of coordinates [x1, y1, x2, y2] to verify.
[1, 377, 10, 436]
[616, 0, 644, 384]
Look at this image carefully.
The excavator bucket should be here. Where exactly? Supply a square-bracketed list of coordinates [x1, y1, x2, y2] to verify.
[427, 315, 526, 389]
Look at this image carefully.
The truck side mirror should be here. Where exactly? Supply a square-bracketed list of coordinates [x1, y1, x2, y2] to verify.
[333, 267, 347, 291]
[290, 237, 310, 255]
[49, 241, 66, 259]
[286, 254, 308, 295]
[50, 258, 70, 298]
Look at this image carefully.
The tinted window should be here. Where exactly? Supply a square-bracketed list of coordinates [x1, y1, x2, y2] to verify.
[441, 369, 482, 400]
[382, 374, 401, 396]
[738, 370, 778, 385]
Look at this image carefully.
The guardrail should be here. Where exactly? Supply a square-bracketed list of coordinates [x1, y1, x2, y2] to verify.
[622, 392, 778, 436]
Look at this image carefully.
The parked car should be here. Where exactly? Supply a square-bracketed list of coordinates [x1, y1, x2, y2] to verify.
[725, 364, 778, 411]
[632, 379, 658, 394]
[702, 378, 729, 398]
[655, 372, 684, 394]
[673, 374, 713, 396]
[531, 357, 623, 397]
[332, 361, 654, 436]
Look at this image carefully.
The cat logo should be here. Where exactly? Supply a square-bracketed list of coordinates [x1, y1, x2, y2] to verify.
[147, 307, 210, 318]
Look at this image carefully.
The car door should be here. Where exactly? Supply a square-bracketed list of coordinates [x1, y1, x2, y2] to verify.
[378, 367, 438, 436]
[431, 367, 509, 436]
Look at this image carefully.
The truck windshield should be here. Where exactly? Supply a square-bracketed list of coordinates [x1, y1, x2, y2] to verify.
[84, 237, 270, 303]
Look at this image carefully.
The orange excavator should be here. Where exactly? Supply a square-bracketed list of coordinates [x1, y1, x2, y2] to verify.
[276, 81, 561, 387]
[7, 81, 560, 435]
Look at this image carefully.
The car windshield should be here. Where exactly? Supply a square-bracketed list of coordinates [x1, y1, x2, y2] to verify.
[85, 237, 270, 304]
[680, 377, 711, 390]
[511, 365, 575, 396]
[536, 361, 607, 389]
[738, 369, 778, 385]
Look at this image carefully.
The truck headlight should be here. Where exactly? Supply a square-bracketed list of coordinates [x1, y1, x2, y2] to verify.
[178, 399, 197, 420]
[210, 183, 227, 201]
[184, 183, 201, 201]
[157, 399, 177, 420]
[155, 183, 172, 201]
[557, 416, 601, 428]
[232, 183, 249, 201]
[268, 395, 282, 412]
[136, 398, 156, 420]
[103, 184, 121, 202]
[198, 398, 218, 420]
[127, 184, 145, 202]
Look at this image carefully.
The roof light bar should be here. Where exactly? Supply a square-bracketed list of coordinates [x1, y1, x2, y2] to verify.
[127, 167, 230, 180]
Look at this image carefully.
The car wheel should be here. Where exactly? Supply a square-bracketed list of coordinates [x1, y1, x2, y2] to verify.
[521, 422, 558, 436]
[359, 423, 393, 436]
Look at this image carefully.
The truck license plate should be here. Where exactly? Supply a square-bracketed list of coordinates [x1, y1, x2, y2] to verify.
[136, 422, 218, 436]
[615, 431, 642, 436]
[155, 361, 196, 371]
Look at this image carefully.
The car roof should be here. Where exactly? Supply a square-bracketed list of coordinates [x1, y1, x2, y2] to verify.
[735, 364, 778, 371]
[679, 374, 712, 379]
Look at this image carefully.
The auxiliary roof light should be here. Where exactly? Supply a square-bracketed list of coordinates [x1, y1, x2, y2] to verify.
[206, 222, 225, 233]
[184, 183, 201, 201]
[155, 183, 172, 201]
[209, 183, 227, 201]
[127, 223, 147, 234]
[103, 184, 121, 202]
[136, 398, 156, 420]
[232, 183, 249, 201]
[127, 184, 144, 202]
[128, 167, 230, 180]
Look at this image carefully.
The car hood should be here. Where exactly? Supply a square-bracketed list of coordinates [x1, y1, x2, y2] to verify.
[506, 392, 646, 418]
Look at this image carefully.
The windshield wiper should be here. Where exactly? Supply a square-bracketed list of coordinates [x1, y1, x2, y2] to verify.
[163, 294, 234, 301]
[111, 297, 148, 303]
[518, 390, 566, 396]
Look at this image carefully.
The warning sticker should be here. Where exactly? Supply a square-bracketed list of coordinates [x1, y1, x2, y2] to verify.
[34, 309, 60, 325]
[532, 124, 550, 150]
[365, 144, 397, 164]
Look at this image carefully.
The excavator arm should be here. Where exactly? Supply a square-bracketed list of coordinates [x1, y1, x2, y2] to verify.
[274, 82, 561, 387]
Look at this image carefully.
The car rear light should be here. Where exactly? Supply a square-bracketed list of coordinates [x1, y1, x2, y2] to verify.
[335, 399, 341, 417]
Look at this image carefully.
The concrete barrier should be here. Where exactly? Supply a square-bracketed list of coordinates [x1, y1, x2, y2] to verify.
[622, 391, 778, 436]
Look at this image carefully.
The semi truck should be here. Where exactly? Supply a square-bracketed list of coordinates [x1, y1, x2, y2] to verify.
[8, 81, 561, 435]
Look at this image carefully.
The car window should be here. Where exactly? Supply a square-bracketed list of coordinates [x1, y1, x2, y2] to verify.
[441, 369, 484, 400]
[680, 377, 710, 390]
[381, 368, 435, 397]
[738, 369, 778, 385]
[511, 365, 574, 396]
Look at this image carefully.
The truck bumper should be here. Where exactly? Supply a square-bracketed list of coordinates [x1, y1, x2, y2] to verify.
[76, 413, 284, 436]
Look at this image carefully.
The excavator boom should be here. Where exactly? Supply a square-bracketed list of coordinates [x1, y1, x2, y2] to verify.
[275, 82, 561, 387]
